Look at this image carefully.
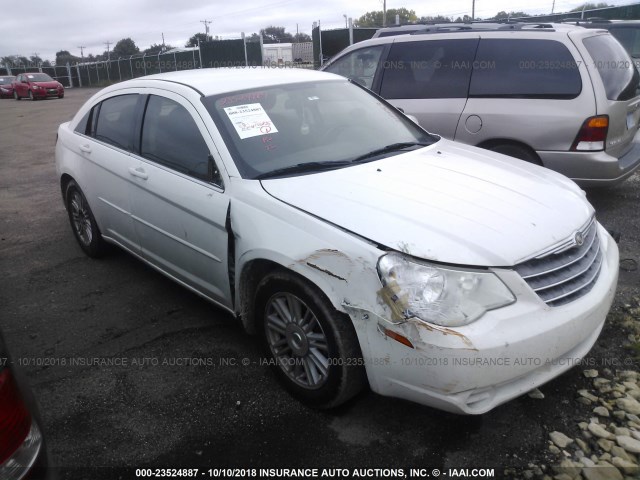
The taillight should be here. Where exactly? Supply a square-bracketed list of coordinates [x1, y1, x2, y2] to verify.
[571, 115, 609, 151]
[0, 368, 31, 465]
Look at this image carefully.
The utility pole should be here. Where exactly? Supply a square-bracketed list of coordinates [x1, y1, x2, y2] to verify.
[471, 0, 475, 21]
[33, 52, 40, 67]
[551, 0, 555, 14]
[200, 20, 212, 40]
[77, 46, 86, 61]
[161, 33, 165, 52]
[104, 41, 112, 60]
[383, 0, 387, 27]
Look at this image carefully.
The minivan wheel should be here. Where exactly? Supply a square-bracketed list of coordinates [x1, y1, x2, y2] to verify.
[488, 144, 541, 165]
[65, 181, 108, 258]
[255, 270, 366, 409]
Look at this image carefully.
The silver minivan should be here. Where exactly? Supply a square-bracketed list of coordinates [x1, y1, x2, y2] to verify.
[323, 23, 640, 186]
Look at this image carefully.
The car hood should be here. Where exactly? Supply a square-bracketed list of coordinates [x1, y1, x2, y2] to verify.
[260, 139, 594, 266]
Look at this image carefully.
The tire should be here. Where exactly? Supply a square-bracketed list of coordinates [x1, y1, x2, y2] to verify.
[64, 181, 108, 258]
[13, 90, 20, 101]
[255, 270, 367, 409]
[58, 94, 64, 99]
[488, 144, 541, 165]
[28, 90, 35, 101]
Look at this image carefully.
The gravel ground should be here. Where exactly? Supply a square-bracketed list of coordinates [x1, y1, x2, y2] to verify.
[1, 88, 640, 480]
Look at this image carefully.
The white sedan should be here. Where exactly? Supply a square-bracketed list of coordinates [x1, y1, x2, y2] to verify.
[55, 68, 618, 414]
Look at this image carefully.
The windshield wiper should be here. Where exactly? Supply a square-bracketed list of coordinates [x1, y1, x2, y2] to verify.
[255, 161, 353, 180]
[350, 142, 431, 163]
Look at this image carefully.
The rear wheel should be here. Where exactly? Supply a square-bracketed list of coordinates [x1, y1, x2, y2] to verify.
[488, 144, 541, 165]
[256, 270, 366, 409]
[65, 181, 108, 257]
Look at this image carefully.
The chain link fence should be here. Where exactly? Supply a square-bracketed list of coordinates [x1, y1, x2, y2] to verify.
[1, 37, 320, 87]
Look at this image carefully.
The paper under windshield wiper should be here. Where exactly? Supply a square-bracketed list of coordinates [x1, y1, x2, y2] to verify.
[351, 142, 431, 163]
[255, 161, 352, 180]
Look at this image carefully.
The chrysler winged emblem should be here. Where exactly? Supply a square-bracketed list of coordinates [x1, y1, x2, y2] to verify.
[575, 231, 585, 247]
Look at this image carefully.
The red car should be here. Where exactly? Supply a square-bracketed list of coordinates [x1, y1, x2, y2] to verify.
[12, 73, 64, 100]
[0, 76, 15, 99]
[0, 330, 54, 479]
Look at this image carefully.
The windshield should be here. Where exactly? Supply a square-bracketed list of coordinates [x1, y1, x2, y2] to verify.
[25, 73, 54, 82]
[0, 76, 14, 83]
[202, 80, 437, 179]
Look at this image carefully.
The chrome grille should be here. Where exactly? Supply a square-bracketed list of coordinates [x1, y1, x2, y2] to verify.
[514, 218, 602, 307]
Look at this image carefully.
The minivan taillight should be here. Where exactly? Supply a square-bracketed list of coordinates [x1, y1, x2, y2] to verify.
[571, 115, 609, 151]
[0, 368, 31, 465]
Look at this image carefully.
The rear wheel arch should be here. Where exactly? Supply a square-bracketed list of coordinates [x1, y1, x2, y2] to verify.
[63, 180, 108, 257]
[60, 174, 74, 206]
[476, 139, 543, 166]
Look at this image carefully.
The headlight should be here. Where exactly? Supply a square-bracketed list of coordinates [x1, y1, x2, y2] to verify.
[32, 85, 40, 90]
[377, 252, 515, 327]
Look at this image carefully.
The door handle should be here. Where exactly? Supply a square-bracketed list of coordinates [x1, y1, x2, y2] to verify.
[79, 144, 91, 153]
[129, 167, 148, 180]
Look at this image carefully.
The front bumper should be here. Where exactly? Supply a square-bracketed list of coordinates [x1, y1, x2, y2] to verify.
[31, 88, 63, 99]
[538, 129, 640, 186]
[349, 225, 619, 414]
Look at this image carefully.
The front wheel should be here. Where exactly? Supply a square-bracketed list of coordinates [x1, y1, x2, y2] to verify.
[256, 270, 367, 408]
[65, 181, 108, 257]
[28, 90, 35, 101]
[13, 90, 20, 101]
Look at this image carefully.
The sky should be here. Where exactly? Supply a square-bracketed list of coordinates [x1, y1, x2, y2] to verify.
[0, 0, 636, 63]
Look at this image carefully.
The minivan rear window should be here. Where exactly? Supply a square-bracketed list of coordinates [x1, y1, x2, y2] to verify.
[583, 34, 639, 101]
[608, 27, 640, 58]
[469, 39, 582, 99]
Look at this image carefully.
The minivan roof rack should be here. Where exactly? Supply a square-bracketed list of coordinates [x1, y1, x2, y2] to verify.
[560, 17, 612, 25]
[410, 22, 556, 34]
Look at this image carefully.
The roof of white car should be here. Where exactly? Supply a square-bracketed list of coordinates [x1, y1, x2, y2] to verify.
[122, 68, 341, 96]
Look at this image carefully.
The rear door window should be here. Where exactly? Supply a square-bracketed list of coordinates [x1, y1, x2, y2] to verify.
[380, 39, 478, 99]
[469, 39, 582, 99]
[94, 94, 139, 151]
[583, 34, 639, 101]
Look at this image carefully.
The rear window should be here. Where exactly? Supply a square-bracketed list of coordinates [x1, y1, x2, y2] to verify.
[608, 27, 640, 58]
[583, 34, 639, 101]
[469, 39, 582, 99]
[380, 39, 478, 99]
